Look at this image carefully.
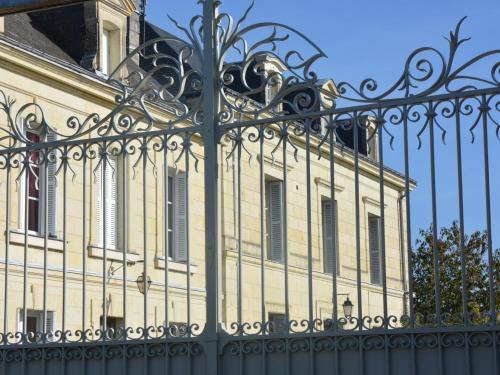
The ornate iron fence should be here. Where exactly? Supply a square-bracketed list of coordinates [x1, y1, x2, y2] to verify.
[0, 1, 498, 374]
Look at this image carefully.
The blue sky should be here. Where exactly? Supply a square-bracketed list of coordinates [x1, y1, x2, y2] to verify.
[146, 0, 499, 249]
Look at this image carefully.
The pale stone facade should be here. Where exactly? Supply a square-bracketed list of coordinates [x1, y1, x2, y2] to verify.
[0, 1, 413, 335]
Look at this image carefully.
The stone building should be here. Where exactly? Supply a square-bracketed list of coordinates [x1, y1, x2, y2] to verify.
[0, 0, 414, 337]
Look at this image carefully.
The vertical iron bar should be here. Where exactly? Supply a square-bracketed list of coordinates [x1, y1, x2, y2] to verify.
[403, 105, 414, 326]
[122, 149, 128, 336]
[328, 116, 338, 330]
[428, 103, 441, 326]
[260, 127, 267, 375]
[143, 136, 148, 332]
[328, 117, 340, 375]
[62, 146, 68, 338]
[353, 112, 363, 329]
[376, 112, 388, 326]
[237, 128, 243, 329]
[142, 136, 149, 375]
[306, 123, 313, 332]
[2, 164, 10, 339]
[163, 134, 170, 375]
[480, 95, 495, 325]
[353, 111, 365, 375]
[22, 152, 29, 336]
[454, 98, 468, 325]
[102, 143, 108, 336]
[163, 134, 169, 328]
[81, 147, 87, 375]
[260, 127, 266, 328]
[42, 150, 48, 343]
[202, 2, 220, 354]
[185, 132, 192, 334]
[282, 123, 290, 326]
[305, 121, 315, 374]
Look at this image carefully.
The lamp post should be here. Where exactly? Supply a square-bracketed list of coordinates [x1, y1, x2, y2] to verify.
[136, 272, 152, 295]
[334, 294, 354, 318]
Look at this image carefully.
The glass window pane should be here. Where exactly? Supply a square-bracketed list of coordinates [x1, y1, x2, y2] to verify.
[168, 231, 173, 258]
[28, 200, 39, 232]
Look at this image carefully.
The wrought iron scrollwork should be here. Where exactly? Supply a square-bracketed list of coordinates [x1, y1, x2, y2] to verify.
[216, 1, 327, 122]
[336, 17, 500, 103]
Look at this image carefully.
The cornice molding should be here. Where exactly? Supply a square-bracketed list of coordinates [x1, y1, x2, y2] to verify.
[362, 196, 388, 208]
[313, 177, 344, 193]
[99, 0, 137, 16]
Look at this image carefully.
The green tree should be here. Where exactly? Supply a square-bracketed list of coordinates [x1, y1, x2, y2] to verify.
[411, 221, 499, 324]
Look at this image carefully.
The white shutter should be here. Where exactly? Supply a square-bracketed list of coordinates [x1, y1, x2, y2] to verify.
[268, 182, 283, 262]
[46, 131, 57, 237]
[18, 119, 26, 231]
[97, 156, 118, 249]
[174, 173, 187, 261]
[369, 215, 381, 285]
[95, 160, 102, 246]
[106, 156, 118, 250]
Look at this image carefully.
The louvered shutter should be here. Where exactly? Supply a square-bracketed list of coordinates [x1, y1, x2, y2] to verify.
[95, 160, 102, 246]
[45, 311, 55, 333]
[369, 215, 381, 285]
[105, 156, 118, 250]
[97, 157, 118, 249]
[46, 131, 57, 237]
[268, 182, 283, 262]
[45, 311, 55, 343]
[322, 201, 336, 274]
[174, 173, 187, 261]
[323, 201, 339, 275]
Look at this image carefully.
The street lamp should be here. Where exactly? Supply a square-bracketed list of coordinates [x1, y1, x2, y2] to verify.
[136, 272, 152, 294]
[334, 294, 354, 318]
[342, 297, 354, 318]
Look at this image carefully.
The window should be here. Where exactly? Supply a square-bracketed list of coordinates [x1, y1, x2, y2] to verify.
[322, 200, 339, 275]
[21, 130, 57, 236]
[96, 155, 120, 250]
[18, 309, 55, 342]
[265, 180, 284, 263]
[368, 214, 382, 285]
[101, 29, 111, 75]
[99, 316, 124, 339]
[164, 172, 187, 261]
[268, 312, 286, 333]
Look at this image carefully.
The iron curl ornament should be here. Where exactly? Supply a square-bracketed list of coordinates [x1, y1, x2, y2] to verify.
[335, 17, 500, 104]
[214, 1, 327, 121]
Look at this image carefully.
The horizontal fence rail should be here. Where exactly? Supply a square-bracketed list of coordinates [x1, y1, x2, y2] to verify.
[0, 1, 498, 374]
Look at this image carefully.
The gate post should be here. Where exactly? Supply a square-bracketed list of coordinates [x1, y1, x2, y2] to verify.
[201, 0, 221, 373]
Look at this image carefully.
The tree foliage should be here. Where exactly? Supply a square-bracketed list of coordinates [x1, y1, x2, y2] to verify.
[411, 221, 499, 324]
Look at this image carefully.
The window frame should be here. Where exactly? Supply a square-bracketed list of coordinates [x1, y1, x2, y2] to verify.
[19, 128, 57, 238]
[18, 309, 55, 342]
